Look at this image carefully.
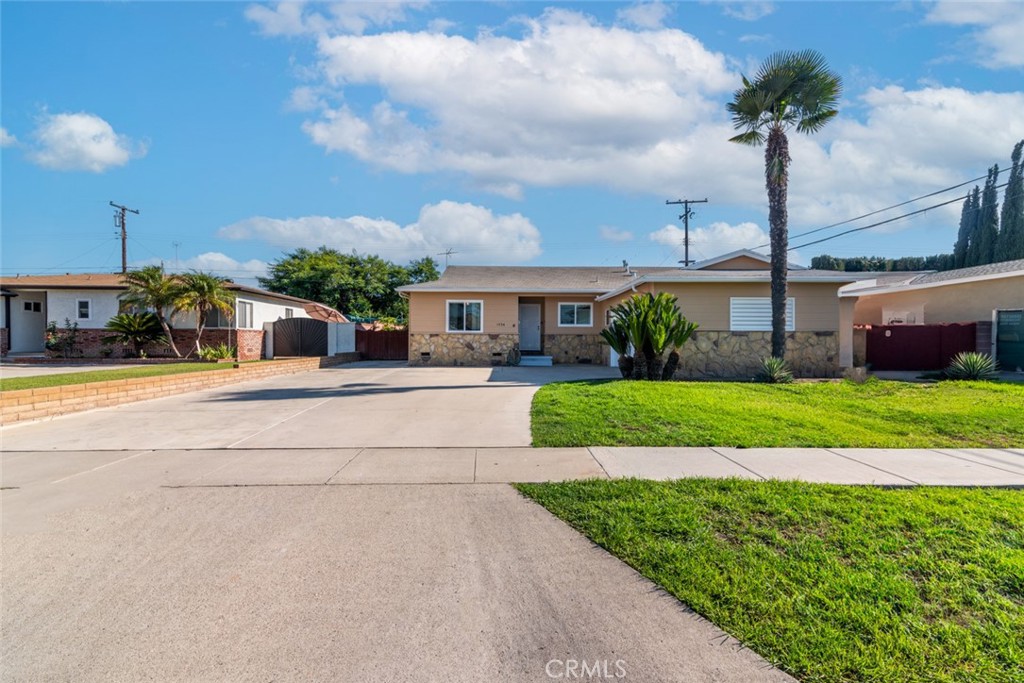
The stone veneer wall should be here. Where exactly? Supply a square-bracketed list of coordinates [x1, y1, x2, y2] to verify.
[410, 330, 839, 377]
[675, 331, 839, 379]
[43, 328, 265, 361]
[410, 333, 518, 366]
[543, 334, 605, 365]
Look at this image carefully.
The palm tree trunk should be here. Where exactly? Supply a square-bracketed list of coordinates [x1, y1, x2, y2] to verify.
[662, 350, 680, 381]
[156, 308, 181, 358]
[765, 125, 790, 359]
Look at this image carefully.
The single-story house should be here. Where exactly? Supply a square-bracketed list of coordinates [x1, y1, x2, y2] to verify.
[397, 250, 867, 378]
[0, 273, 346, 361]
[841, 258, 1024, 371]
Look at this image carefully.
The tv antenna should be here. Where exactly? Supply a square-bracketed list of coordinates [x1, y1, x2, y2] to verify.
[172, 241, 181, 271]
[665, 198, 708, 267]
[437, 248, 458, 268]
[110, 201, 140, 274]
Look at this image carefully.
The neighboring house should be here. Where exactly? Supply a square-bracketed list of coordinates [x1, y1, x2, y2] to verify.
[398, 250, 866, 378]
[0, 273, 345, 361]
[841, 259, 1024, 371]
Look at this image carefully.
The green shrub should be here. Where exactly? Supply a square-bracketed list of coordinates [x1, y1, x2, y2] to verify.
[945, 352, 999, 381]
[601, 292, 698, 381]
[197, 343, 237, 361]
[756, 356, 794, 384]
[102, 313, 166, 358]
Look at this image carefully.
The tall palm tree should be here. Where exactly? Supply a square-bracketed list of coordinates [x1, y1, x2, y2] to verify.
[120, 265, 184, 357]
[727, 49, 842, 359]
[175, 272, 235, 356]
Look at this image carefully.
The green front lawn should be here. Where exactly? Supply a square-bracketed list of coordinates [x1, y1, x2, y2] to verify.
[532, 378, 1024, 448]
[0, 362, 232, 391]
[517, 479, 1024, 683]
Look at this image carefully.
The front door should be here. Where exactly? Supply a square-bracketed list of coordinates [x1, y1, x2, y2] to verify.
[519, 304, 541, 352]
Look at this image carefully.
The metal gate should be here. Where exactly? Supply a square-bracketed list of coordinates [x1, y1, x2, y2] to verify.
[996, 310, 1024, 372]
[273, 318, 328, 357]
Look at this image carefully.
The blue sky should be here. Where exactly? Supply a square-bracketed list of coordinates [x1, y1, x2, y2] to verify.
[2, 1, 1023, 283]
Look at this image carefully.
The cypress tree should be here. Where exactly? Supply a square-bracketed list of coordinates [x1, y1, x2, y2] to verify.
[952, 193, 973, 268]
[997, 140, 1024, 260]
[959, 187, 981, 267]
[966, 168, 999, 267]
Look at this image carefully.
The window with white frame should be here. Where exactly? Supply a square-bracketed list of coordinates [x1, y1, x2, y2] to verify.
[237, 301, 254, 329]
[284, 308, 294, 319]
[447, 300, 482, 332]
[730, 297, 795, 331]
[76, 300, 91, 321]
[558, 302, 593, 327]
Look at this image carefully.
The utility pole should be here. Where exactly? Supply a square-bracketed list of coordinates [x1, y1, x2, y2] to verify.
[665, 198, 708, 267]
[110, 201, 140, 274]
[437, 247, 458, 268]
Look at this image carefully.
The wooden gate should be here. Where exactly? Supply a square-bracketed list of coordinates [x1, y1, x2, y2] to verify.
[356, 329, 408, 360]
[865, 323, 976, 370]
[273, 318, 328, 357]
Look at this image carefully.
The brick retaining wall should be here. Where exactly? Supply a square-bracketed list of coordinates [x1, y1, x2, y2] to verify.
[43, 328, 265, 361]
[0, 328, 7, 357]
[1, 355, 359, 425]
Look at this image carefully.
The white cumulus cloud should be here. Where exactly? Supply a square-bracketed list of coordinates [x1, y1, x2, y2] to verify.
[246, 1, 426, 36]
[134, 252, 270, 283]
[650, 220, 766, 256]
[599, 226, 635, 242]
[718, 2, 775, 22]
[926, 0, 1024, 68]
[616, 2, 672, 29]
[292, 8, 738, 197]
[219, 200, 542, 264]
[28, 112, 145, 172]
[0, 127, 16, 147]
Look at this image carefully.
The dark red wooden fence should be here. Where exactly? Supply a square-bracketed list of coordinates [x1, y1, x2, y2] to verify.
[865, 323, 976, 370]
[355, 329, 409, 360]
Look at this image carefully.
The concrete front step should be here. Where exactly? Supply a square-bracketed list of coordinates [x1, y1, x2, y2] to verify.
[518, 355, 553, 367]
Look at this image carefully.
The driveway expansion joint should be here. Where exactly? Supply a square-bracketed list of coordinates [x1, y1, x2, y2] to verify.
[709, 447, 767, 480]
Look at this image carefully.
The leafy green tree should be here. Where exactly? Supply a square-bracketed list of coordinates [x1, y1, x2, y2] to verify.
[175, 272, 235, 356]
[102, 312, 168, 358]
[259, 248, 440, 320]
[968, 165, 1000, 266]
[120, 265, 183, 357]
[728, 49, 842, 359]
[997, 140, 1024, 260]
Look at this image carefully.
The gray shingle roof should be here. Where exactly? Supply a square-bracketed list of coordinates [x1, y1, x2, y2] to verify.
[399, 265, 866, 295]
[908, 258, 1024, 285]
[398, 266, 681, 293]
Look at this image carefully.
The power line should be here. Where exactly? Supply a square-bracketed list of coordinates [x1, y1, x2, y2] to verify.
[756, 165, 1012, 250]
[110, 201, 140, 274]
[789, 182, 1011, 251]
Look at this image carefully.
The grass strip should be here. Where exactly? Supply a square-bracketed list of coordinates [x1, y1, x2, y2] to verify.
[531, 378, 1024, 448]
[0, 362, 233, 391]
[517, 479, 1024, 683]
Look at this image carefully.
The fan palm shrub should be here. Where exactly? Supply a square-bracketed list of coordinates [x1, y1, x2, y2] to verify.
[102, 312, 168, 358]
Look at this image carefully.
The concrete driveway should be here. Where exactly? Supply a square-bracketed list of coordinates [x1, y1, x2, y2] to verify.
[1, 361, 795, 681]
[0, 361, 618, 450]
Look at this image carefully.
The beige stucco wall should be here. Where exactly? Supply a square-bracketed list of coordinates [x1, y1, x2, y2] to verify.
[852, 276, 1024, 325]
[407, 292, 520, 335]
[602, 282, 842, 332]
